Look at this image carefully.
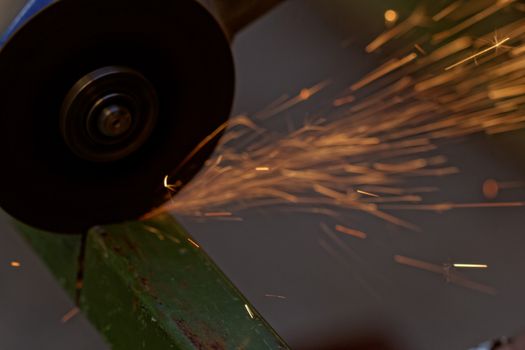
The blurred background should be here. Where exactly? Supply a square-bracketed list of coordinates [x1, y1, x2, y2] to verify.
[1, 0, 525, 349]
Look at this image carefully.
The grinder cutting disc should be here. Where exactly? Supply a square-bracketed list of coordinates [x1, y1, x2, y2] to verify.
[0, 0, 234, 233]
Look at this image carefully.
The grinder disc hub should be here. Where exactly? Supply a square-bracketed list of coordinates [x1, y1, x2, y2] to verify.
[61, 66, 159, 162]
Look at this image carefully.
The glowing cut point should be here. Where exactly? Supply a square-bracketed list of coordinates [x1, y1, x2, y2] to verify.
[10, 261, 21, 268]
[453, 264, 488, 269]
[256, 167, 270, 171]
[163, 175, 181, 192]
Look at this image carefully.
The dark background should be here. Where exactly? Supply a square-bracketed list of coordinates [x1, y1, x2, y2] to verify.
[1, 1, 525, 349]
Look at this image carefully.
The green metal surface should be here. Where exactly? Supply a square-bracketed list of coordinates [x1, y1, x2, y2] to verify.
[17, 214, 288, 349]
[82, 215, 288, 349]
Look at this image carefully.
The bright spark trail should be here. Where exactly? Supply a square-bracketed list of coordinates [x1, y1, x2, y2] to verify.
[155, 1, 525, 295]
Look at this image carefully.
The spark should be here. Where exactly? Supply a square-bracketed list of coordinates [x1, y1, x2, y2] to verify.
[163, 175, 179, 192]
[265, 294, 287, 299]
[483, 179, 499, 199]
[255, 81, 330, 120]
[384, 9, 398, 24]
[244, 304, 255, 319]
[414, 43, 427, 55]
[61, 307, 80, 323]
[432, 0, 515, 44]
[453, 264, 488, 269]
[394, 255, 495, 294]
[333, 95, 355, 107]
[149, 2, 525, 295]
[10, 261, 21, 268]
[351, 52, 418, 91]
[366, 7, 425, 53]
[432, 1, 462, 22]
[204, 212, 233, 217]
[187, 238, 200, 249]
[335, 225, 368, 240]
[489, 85, 525, 100]
[356, 189, 379, 198]
[445, 37, 510, 70]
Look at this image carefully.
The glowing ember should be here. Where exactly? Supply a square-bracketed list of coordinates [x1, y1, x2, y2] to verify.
[483, 179, 500, 199]
[384, 9, 398, 24]
[10, 261, 21, 268]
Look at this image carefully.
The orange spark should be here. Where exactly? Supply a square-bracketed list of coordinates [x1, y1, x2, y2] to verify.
[351, 53, 418, 91]
[432, 1, 462, 22]
[204, 212, 233, 217]
[483, 179, 499, 199]
[256, 167, 271, 171]
[433, 0, 514, 43]
[333, 95, 355, 107]
[187, 238, 200, 249]
[414, 43, 427, 55]
[335, 225, 368, 240]
[489, 85, 525, 100]
[384, 9, 398, 23]
[394, 255, 495, 294]
[366, 7, 425, 52]
[61, 307, 80, 323]
[148, 2, 525, 254]
[356, 189, 380, 198]
[445, 37, 510, 70]
[10, 261, 21, 268]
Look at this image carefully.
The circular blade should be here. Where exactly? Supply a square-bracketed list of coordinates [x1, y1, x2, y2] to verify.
[0, 0, 234, 233]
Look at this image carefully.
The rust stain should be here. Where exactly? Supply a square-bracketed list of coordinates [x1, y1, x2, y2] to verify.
[173, 318, 226, 350]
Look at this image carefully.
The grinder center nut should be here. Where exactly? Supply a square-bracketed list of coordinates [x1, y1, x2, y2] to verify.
[98, 104, 133, 137]
[60, 66, 159, 162]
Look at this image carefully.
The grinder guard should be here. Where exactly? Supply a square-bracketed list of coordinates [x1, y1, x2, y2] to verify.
[0, 0, 235, 233]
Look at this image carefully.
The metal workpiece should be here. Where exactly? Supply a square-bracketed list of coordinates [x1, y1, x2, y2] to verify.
[0, 0, 234, 233]
[83, 215, 289, 349]
[16, 215, 289, 349]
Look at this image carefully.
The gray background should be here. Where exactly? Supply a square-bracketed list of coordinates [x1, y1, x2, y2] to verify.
[1, 1, 525, 349]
